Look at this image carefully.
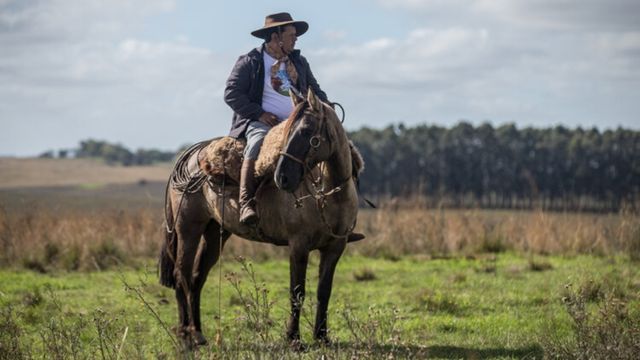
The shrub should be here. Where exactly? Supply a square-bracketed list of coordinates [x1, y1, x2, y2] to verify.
[544, 282, 640, 359]
[43, 242, 60, 265]
[22, 256, 47, 274]
[87, 240, 127, 270]
[62, 245, 81, 271]
[0, 306, 28, 360]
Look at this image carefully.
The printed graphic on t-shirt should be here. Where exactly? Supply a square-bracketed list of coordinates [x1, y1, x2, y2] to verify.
[271, 69, 292, 96]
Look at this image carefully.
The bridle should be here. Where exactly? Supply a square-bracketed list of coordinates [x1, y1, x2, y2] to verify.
[277, 103, 356, 239]
[278, 106, 328, 175]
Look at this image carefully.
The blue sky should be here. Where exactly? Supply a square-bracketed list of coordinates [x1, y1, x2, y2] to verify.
[1, 0, 639, 156]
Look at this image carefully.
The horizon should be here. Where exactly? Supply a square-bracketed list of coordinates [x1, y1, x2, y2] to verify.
[10, 119, 636, 158]
[2, 0, 639, 157]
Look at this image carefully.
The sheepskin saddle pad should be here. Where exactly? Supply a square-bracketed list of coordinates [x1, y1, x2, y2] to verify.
[199, 123, 365, 186]
[199, 123, 287, 185]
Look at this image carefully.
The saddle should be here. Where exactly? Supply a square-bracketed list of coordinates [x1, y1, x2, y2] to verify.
[198, 123, 365, 187]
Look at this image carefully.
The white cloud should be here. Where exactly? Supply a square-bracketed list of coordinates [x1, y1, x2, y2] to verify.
[1, 0, 175, 43]
[314, 27, 494, 89]
[310, 16, 640, 130]
[0, 0, 234, 156]
[323, 30, 347, 41]
[379, 0, 640, 32]
[377, 0, 472, 11]
[476, 0, 640, 31]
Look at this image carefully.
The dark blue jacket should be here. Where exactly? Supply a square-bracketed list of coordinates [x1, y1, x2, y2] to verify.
[224, 44, 329, 138]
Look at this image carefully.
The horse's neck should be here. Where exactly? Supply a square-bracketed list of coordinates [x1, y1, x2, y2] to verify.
[323, 129, 352, 190]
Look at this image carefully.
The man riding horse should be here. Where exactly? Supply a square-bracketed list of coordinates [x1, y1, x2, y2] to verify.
[160, 13, 367, 348]
[224, 12, 330, 226]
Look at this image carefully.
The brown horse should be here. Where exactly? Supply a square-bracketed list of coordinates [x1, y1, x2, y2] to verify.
[159, 89, 362, 348]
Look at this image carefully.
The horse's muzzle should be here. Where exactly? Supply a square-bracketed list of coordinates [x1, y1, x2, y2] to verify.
[274, 156, 303, 193]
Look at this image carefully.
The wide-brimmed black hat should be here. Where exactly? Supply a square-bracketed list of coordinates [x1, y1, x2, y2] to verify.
[251, 12, 309, 39]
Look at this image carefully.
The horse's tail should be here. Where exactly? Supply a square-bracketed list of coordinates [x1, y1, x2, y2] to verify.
[159, 180, 177, 289]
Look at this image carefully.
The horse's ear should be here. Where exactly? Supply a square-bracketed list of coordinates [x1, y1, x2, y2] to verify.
[290, 89, 302, 106]
[307, 88, 322, 113]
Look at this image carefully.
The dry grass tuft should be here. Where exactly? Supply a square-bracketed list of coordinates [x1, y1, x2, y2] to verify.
[353, 267, 377, 282]
[528, 257, 554, 272]
[416, 289, 464, 315]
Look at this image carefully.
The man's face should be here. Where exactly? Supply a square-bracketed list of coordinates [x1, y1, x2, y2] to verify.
[278, 25, 297, 54]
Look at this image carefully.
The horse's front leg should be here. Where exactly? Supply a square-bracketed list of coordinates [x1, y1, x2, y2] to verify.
[286, 244, 309, 349]
[314, 240, 346, 344]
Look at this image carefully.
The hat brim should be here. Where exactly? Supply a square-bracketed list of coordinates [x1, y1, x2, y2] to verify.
[251, 21, 309, 39]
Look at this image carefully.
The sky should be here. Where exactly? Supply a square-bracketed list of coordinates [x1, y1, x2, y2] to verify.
[1, 0, 639, 156]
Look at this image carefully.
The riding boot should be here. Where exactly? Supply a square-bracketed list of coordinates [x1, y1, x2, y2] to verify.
[239, 159, 259, 226]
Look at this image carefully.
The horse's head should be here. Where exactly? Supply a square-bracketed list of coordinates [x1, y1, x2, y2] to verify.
[275, 89, 335, 192]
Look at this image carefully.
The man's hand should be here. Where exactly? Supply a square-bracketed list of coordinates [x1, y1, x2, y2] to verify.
[259, 112, 279, 126]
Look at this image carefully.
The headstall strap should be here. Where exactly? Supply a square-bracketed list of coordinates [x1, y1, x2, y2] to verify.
[278, 151, 306, 166]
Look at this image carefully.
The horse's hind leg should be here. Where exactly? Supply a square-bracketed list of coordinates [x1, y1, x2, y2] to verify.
[314, 241, 346, 343]
[174, 286, 189, 341]
[173, 219, 208, 347]
[190, 220, 230, 346]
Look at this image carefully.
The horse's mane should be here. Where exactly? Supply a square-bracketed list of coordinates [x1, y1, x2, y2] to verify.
[281, 102, 308, 145]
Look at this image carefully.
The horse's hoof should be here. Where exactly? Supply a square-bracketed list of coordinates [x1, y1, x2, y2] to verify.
[172, 326, 194, 350]
[289, 339, 307, 352]
[315, 335, 332, 346]
[173, 325, 188, 339]
[191, 331, 208, 346]
[178, 337, 193, 351]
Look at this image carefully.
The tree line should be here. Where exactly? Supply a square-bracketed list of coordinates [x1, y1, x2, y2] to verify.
[39, 139, 176, 166]
[39, 123, 639, 211]
[349, 122, 640, 212]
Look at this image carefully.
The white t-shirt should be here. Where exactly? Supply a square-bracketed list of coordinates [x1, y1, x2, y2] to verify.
[261, 52, 294, 121]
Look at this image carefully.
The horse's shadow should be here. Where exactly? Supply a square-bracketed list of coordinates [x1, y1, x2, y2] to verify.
[316, 342, 544, 359]
[211, 341, 544, 359]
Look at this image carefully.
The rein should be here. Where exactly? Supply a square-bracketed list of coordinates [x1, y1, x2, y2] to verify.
[294, 170, 356, 239]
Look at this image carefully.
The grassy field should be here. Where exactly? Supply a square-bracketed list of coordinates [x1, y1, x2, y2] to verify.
[2, 253, 638, 359]
[1, 158, 639, 359]
[0, 158, 171, 189]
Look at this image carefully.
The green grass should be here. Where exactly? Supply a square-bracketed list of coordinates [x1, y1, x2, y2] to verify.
[1, 252, 638, 359]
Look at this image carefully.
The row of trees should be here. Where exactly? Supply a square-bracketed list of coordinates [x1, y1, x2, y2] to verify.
[349, 123, 639, 211]
[39, 139, 176, 166]
[38, 123, 639, 211]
